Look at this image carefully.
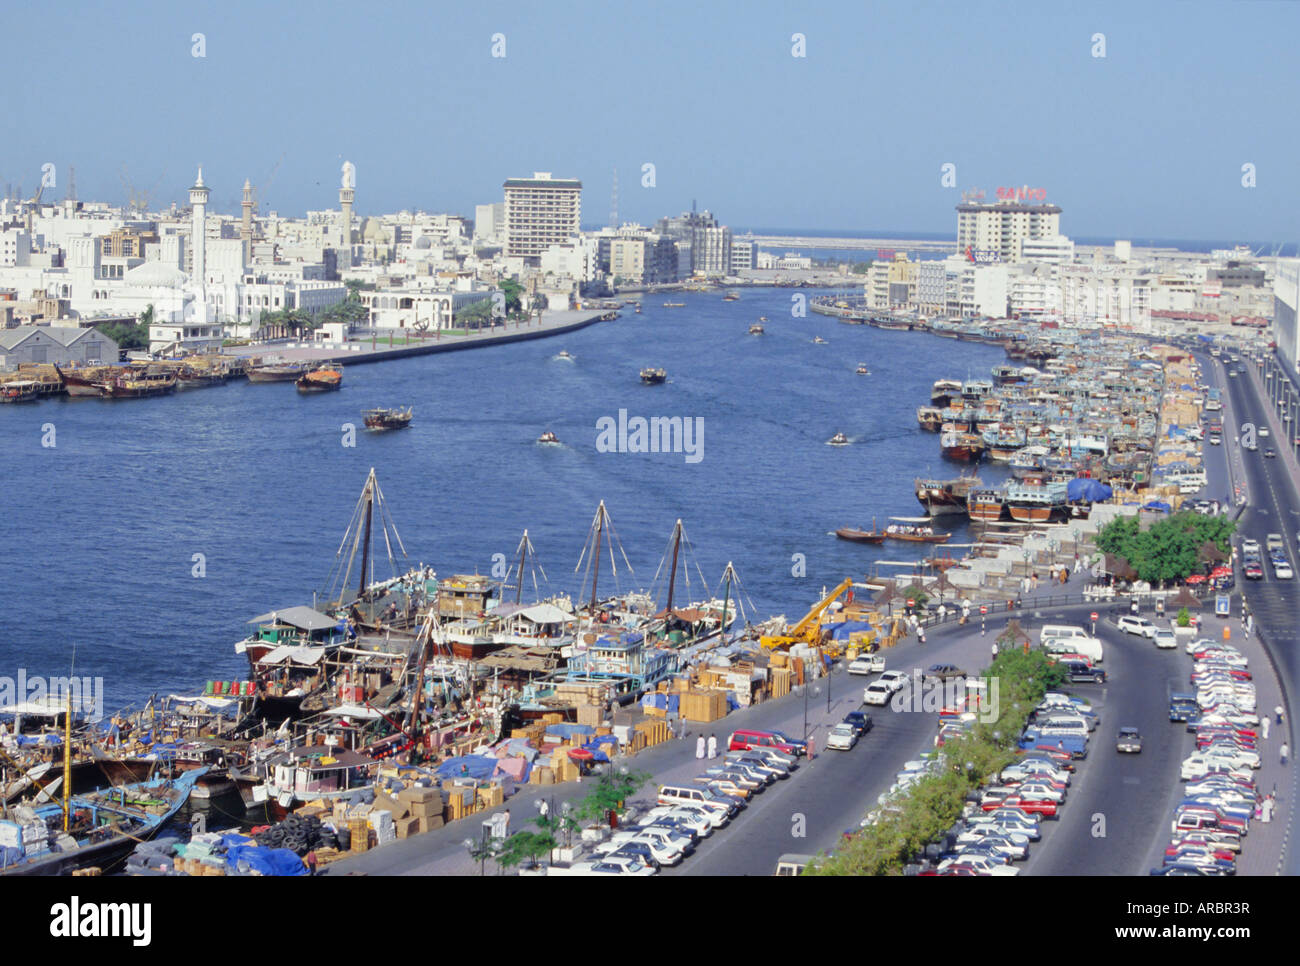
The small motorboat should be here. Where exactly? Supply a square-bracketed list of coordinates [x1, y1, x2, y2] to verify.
[537, 430, 561, 445]
[640, 367, 667, 385]
[663, 302, 685, 308]
[828, 432, 850, 446]
[856, 364, 870, 375]
[556, 350, 574, 361]
[749, 323, 765, 335]
[758, 316, 768, 322]
[812, 336, 828, 345]
[363, 407, 413, 430]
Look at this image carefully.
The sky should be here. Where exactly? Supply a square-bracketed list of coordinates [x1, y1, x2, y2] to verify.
[5, 0, 1300, 241]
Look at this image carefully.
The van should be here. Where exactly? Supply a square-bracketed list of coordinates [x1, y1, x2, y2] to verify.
[657, 784, 735, 821]
[1039, 624, 1088, 645]
[1042, 635, 1104, 663]
[728, 729, 803, 757]
[774, 853, 813, 876]
[1038, 716, 1089, 738]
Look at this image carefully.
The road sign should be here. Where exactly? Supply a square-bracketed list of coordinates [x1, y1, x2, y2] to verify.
[1090, 612, 1098, 621]
[1216, 595, 1230, 617]
[979, 605, 988, 615]
[906, 598, 915, 607]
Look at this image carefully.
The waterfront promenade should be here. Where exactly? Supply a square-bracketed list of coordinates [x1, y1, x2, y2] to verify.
[220, 308, 610, 368]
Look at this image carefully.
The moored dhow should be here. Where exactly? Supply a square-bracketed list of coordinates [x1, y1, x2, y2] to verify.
[248, 360, 311, 382]
[916, 406, 945, 432]
[966, 487, 1007, 522]
[940, 430, 984, 462]
[915, 474, 980, 516]
[930, 379, 963, 408]
[1004, 480, 1069, 523]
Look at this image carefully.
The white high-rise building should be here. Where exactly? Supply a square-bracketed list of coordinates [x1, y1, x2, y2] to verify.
[503, 173, 582, 263]
[957, 198, 1062, 263]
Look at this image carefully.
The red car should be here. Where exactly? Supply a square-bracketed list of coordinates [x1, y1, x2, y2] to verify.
[1017, 749, 1074, 770]
[981, 796, 1057, 817]
[1164, 841, 1235, 862]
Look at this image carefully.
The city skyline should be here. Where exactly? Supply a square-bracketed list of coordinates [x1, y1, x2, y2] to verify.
[4, 1, 1299, 240]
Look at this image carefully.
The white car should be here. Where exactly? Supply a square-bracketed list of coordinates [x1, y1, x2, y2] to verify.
[847, 655, 886, 675]
[1154, 629, 1178, 649]
[863, 681, 892, 706]
[1181, 758, 1252, 782]
[878, 670, 910, 692]
[937, 854, 1019, 876]
[826, 723, 858, 751]
[1117, 615, 1157, 638]
[588, 855, 657, 876]
[1274, 560, 1294, 580]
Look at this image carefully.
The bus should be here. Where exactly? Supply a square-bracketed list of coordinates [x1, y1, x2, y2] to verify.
[1205, 388, 1222, 412]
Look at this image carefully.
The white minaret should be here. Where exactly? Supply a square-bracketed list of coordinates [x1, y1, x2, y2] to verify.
[339, 161, 355, 270]
[189, 167, 210, 301]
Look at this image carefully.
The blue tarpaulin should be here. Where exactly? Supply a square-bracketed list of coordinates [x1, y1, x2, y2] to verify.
[545, 723, 595, 740]
[1143, 501, 1172, 513]
[1066, 478, 1113, 502]
[224, 845, 308, 876]
[435, 755, 499, 780]
[641, 693, 667, 710]
[13, 734, 61, 747]
[826, 621, 876, 640]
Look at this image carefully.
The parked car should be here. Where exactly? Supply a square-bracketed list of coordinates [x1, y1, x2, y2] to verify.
[1117, 615, 1157, 638]
[1116, 727, 1143, 753]
[878, 670, 910, 692]
[826, 723, 859, 751]
[847, 655, 885, 675]
[863, 681, 892, 706]
[842, 711, 873, 736]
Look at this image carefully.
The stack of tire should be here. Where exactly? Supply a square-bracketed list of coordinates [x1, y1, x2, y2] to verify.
[252, 813, 339, 856]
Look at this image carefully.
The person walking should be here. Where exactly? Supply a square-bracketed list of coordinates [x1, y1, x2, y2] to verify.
[991, 641, 999, 659]
[1262, 794, 1275, 824]
[707, 733, 717, 759]
[1263, 716, 1271, 740]
[695, 735, 705, 759]
[1282, 742, 1290, 766]
[917, 627, 926, 646]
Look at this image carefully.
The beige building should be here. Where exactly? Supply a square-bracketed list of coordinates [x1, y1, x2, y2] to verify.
[957, 200, 1062, 263]
[503, 173, 582, 263]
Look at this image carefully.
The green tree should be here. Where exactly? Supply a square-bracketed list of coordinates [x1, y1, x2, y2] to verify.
[899, 584, 929, 611]
[495, 829, 557, 871]
[499, 278, 524, 316]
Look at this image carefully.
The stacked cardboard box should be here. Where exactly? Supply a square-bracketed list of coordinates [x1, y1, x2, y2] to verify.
[634, 718, 671, 746]
[770, 666, 791, 699]
[478, 784, 505, 809]
[681, 690, 727, 722]
[576, 704, 605, 727]
[348, 817, 372, 852]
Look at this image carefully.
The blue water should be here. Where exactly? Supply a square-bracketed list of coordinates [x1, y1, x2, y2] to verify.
[0, 291, 1012, 712]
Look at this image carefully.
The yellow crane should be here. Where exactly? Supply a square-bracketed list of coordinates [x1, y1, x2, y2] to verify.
[761, 577, 864, 653]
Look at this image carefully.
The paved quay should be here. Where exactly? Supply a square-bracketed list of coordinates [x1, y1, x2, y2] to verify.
[221, 308, 610, 367]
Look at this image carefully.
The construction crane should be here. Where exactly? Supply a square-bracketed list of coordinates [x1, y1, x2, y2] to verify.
[251, 151, 285, 217]
[120, 165, 166, 218]
[760, 577, 883, 654]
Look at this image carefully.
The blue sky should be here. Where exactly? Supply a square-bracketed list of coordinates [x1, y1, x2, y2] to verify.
[5, 0, 1299, 241]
